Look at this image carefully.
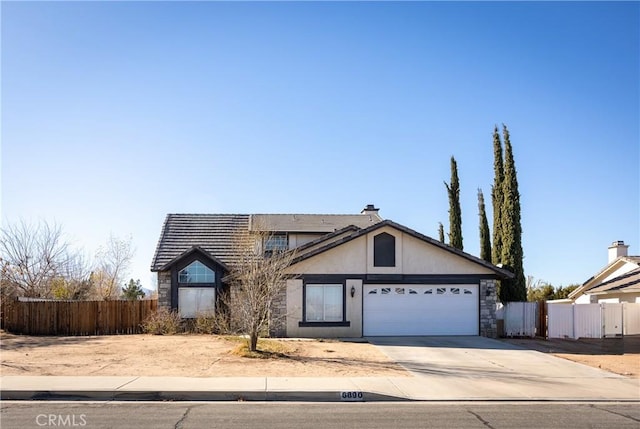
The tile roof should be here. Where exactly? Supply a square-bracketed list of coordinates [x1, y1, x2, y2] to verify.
[151, 214, 250, 271]
[151, 212, 383, 272]
[584, 267, 640, 294]
[250, 213, 382, 232]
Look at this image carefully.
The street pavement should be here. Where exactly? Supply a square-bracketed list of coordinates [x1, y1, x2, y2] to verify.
[1, 336, 638, 402]
[2, 402, 640, 429]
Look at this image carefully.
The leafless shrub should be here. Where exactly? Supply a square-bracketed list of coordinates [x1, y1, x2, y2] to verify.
[141, 307, 182, 335]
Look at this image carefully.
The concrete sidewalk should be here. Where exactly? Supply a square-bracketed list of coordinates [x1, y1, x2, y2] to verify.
[2, 375, 639, 402]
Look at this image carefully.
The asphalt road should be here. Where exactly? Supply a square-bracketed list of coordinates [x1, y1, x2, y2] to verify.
[1, 401, 639, 429]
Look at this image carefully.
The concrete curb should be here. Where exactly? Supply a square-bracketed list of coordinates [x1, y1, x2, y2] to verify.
[0, 390, 408, 402]
[2, 390, 639, 403]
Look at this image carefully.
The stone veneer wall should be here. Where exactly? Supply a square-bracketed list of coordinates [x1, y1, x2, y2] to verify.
[479, 279, 498, 338]
[157, 271, 171, 309]
[269, 286, 287, 337]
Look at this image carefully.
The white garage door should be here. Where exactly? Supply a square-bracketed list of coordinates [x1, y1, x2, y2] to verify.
[363, 284, 479, 336]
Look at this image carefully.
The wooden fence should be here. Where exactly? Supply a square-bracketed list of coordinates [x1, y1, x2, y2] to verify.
[1, 299, 158, 335]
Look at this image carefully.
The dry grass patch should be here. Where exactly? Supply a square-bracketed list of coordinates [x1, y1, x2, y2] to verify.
[228, 337, 296, 359]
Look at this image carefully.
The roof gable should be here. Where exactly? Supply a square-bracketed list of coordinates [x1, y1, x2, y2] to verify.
[158, 246, 230, 272]
[569, 257, 640, 299]
[288, 220, 513, 278]
[586, 268, 640, 295]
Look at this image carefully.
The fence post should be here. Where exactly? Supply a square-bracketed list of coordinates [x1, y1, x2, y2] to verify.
[601, 303, 605, 339]
[572, 304, 576, 340]
[621, 303, 625, 338]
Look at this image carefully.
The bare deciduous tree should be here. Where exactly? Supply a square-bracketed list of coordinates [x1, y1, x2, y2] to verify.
[94, 234, 135, 300]
[51, 250, 93, 300]
[225, 229, 297, 352]
[0, 220, 72, 298]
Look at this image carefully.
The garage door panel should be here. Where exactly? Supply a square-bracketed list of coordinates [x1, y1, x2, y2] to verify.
[363, 284, 478, 336]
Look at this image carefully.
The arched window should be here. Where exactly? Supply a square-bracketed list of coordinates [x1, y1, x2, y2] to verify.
[374, 232, 396, 267]
[178, 260, 215, 284]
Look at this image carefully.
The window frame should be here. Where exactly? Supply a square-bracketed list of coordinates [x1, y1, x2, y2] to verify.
[170, 253, 222, 311]
[373, 232, 396, 267]
[299, 282, 350, 327]
[264, 233, 289, 256]
[178, 287, 216, 318]
[177, 260, 216, 285]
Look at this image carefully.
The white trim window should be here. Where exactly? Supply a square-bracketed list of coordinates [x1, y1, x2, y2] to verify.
[305, 284, 343, 322]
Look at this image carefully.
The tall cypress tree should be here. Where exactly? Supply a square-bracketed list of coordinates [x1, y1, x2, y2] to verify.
[444, 156, 463, 250]
[500, 125, 526, 301]
[491, 126, 504, 265]
[477, 188, 491, 262]
[438, 222, 445, 243]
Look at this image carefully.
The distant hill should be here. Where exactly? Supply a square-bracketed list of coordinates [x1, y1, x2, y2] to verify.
[141, 287, 155, 298]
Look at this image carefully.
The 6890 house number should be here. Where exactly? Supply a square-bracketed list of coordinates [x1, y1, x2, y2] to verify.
[340, 391, 364, 401]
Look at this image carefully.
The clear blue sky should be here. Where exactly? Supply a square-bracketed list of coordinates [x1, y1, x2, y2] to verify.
[2, 1, 638, 290]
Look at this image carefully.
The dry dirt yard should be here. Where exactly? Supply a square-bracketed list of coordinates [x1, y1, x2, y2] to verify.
[500, 336, 640, 378]
[2, 332, 638, 379]
[0, 332, 407, 377]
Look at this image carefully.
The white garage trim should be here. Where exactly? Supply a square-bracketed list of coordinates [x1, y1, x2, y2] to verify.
[363, 284, 479, 336]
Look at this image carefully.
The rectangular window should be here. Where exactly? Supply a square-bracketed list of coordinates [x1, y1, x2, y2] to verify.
[178, 287, 216, 318]
[373, 233, 396, 267]
[264, 233, 288, 254]
[305, 284, 343, 322]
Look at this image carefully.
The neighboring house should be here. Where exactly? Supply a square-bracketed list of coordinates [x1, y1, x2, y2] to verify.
[568, 241, 640, 304]
[151, 205, 512, 338]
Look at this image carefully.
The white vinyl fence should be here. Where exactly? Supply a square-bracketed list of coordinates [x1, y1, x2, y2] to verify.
[547, 302, 640, 339]
[497, 301, 538, 337]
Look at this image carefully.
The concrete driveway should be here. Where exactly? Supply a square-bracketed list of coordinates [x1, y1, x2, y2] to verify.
[368, 336, 640, 400]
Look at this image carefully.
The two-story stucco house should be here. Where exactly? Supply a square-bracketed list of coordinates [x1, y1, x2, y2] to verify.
[151, 205, 512, 338]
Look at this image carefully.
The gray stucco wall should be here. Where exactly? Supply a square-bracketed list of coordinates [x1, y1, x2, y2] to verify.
[157, 271, 171, 309]
[479, 279, 498, 338]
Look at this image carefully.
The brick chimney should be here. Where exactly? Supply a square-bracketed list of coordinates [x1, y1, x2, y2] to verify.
[608, 241, 629, 263]
[361, 204, 379, 215]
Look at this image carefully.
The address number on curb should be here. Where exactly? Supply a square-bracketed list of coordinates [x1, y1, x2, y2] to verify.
[340, 391, 364, 401]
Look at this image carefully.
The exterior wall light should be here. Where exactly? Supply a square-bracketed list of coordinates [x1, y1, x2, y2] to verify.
[350, 286, 356, 298]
